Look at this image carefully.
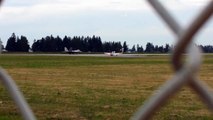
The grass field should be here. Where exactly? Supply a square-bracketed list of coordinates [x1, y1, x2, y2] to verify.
[0, 54, 212, 120]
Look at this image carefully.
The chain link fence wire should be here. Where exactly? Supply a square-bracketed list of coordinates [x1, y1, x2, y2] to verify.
[0, 0, 212, 120]
[132, 0, 213, 119]
[0, 69, 36, 120]
[0, 0, 37, 119]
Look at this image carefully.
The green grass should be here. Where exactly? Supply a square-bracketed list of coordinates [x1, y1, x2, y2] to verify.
[0, 55, 169, 68]
[0, 54, 212, 120]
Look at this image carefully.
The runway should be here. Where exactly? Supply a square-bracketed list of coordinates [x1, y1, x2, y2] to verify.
[0, 53, 170, 58]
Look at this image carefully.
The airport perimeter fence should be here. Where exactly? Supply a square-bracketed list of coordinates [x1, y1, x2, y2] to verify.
[0, 0, 212, 120]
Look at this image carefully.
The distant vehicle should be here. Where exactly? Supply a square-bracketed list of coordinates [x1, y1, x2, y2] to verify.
[104, 51, 121, 56]
[64, 47, 82, 54]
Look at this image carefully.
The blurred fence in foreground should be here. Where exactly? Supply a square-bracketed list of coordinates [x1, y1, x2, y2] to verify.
[132, 0, 213, 119]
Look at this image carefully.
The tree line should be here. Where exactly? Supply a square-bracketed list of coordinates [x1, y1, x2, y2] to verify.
[1, 33, 213, 53]
[32, 35, 125, 53]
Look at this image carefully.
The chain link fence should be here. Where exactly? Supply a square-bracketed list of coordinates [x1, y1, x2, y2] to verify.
[132, 0, 213, 119]
[0, 0, 212, 120]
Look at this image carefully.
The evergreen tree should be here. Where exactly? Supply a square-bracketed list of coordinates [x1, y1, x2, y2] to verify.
[0, 39, 2, 53]
[96, 36, 103, 52]
[6, 33, 17, 52]
[82, 36, 90, 52]
[131, 45, 136, 52]
[63, 36, 72, 50]
[200, 45, 213, 53]
[158, 45, 164, 53]
[103, 42, 111, 52]
[55, 36, 63, 52]
[16, 35, 29, 52]
[154, 45, 159, 53]
[123, 41, 128, 53]
[137, 44, 144, 53]
[146, 43, 153, 53]
[115, 42, 122, 52]
[71, 36, 82, 50]
[164, 44, 170, 53]
[145, 42, 154, 53]
[32, 39, 39, 52]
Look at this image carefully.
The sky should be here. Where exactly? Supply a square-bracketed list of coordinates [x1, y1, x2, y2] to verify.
[0, 0, 212, 47]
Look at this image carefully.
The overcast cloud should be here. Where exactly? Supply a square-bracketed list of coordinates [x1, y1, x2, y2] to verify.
[0, 0, 212, 47]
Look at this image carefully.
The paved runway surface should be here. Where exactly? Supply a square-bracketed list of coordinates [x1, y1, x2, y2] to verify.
[0, 53, 170, 58]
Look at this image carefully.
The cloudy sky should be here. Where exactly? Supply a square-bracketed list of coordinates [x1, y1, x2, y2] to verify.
[0, 0, 212, 47]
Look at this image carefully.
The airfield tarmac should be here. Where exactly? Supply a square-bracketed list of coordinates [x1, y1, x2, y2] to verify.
[0, 53, 170, 58]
